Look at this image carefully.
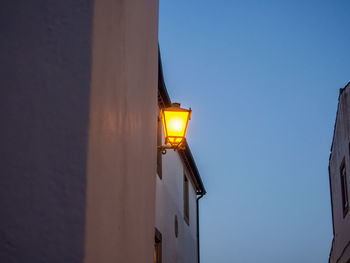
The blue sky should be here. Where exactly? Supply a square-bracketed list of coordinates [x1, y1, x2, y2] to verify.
[159, 1, 350, 262]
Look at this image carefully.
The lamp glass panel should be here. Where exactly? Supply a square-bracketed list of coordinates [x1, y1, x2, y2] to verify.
[163, 110, 189, 145]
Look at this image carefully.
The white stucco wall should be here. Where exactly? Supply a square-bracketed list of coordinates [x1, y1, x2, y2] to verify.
[0, 2, 93, 262]
[84, 1, 159, 262]
[0, 1, 159, 263]
[155, 147, 198, 263]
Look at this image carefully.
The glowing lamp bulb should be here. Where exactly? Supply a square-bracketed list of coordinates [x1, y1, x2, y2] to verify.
[168, 117, 185, 132]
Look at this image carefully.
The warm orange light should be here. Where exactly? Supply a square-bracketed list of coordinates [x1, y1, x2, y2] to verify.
[161, 103, 191, 148]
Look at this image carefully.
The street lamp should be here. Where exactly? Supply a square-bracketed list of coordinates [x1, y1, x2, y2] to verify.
[158, 103, 192, 154]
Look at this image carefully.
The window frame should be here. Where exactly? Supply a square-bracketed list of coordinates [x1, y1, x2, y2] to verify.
[154, 228, 162, 263]
[157, 116, 162, 179]
[183, 174, 189, 225]
[340, 158, 349, 217]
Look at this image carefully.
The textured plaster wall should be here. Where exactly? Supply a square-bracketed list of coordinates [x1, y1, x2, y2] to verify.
[0, 1, 93, 263]
[0, 0, 159, 262]
[155, 148, 198, 263]
[83, 0, 159, 262]
[329, 85, 350, 263]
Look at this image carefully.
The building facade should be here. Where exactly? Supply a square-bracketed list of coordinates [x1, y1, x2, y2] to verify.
[1, 0, 159, 263]
[1, 1, 206, 263]
[329, 82, 350, 263]
[155, 56, 206, 263]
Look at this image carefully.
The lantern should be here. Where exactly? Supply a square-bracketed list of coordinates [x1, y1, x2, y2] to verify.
[160, 103, 191, 150]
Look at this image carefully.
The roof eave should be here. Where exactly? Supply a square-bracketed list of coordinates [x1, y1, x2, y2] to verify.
[158, 47, 206, 195]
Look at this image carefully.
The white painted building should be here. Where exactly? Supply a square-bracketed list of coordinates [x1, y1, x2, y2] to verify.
[154, 55, 206, 263]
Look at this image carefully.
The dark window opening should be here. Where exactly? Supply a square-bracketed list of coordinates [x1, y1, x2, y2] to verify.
[154, 228, 162, 263]
[184, 174, 189, 224]
[174, 215, 179, 238]
[340, 159, 349, 217]
[157, 116, 162, 179]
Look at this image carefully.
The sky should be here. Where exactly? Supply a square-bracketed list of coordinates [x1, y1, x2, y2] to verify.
[159, 1, 350, 262]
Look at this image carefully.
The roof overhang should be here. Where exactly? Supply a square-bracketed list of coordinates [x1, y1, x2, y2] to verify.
[158, 47, 206, 195]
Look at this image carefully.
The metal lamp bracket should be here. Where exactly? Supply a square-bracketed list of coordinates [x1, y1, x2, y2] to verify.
[157, 142, 186, 155]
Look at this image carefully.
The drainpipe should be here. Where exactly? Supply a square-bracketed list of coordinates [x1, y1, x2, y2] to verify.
[196, 193, 204, 263]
